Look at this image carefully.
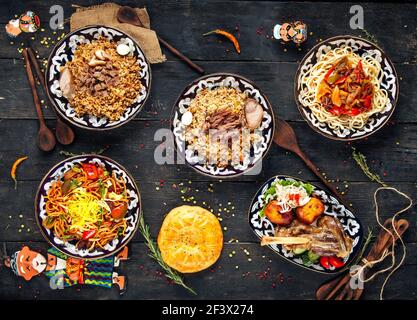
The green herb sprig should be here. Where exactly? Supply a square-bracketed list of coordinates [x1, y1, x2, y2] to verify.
[353, 227, 375, 266]
[359, 28, 378, 45]
[59, 147, 108, 157]
[138, 213, 197, 295]
[352, 147, 387, 187]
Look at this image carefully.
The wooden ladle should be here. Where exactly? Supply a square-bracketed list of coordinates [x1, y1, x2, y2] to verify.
[117, 6, 204, 74]
[26, 47, 74, 145]
[273, 118, 348, 207]
[22, 49, 56, 152]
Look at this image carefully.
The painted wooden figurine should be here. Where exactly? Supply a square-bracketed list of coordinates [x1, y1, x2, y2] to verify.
[3, 245, 129, 293]
[273, 21, 307, 44]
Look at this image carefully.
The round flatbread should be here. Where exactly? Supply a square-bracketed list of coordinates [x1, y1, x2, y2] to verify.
[157, 205, 223, 273]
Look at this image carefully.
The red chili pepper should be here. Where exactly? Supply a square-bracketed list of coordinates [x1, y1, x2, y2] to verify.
[320, 256, 330, 269]
[328, 105, 342, 116]
[329, 256, 345, 268]
[82, 229, 96, 240]
[203, 29, 241, 54]
[357, 60, 363, 72]
[345, 108, 361, 116]
[324, 66, 335, 82]
[334, 76, 347, 85]
[82, 164, 98, 180]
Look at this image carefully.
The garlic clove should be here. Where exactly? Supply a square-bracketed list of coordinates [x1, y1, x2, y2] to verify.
[94, 49, 109, 60]
[88, 56, 106, 67]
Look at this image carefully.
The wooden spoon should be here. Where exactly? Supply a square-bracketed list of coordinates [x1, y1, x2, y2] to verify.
[23, 49, 56, 152]
[26, 47, 75, 145]
[273, 118, 348, 207]
[117, 6, 204, 74]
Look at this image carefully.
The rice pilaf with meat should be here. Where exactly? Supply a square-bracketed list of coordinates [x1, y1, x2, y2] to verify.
[184, 87, 264, 167]
[62, 38, 141, 121]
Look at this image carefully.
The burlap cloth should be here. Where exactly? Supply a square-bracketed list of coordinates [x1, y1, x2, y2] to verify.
[70, 2, 166, 64]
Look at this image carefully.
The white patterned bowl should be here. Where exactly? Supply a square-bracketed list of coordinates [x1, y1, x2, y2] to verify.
[45, 25, 151, 130]
[295, 35, 398, 141]
[34, 155, 141, 260]
[248, 175, 363, 274]
[171, 73, 275, 178]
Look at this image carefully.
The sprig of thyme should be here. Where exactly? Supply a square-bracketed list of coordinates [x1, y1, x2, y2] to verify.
[359, 28, 378, 45]
[59, 147, 108, 157]
[138, 213, 197, 295]
[353, 227, 375, 266]
[352, 147, 387, 187]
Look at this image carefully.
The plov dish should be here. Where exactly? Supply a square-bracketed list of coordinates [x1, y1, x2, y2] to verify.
[46, 25, 151, 130]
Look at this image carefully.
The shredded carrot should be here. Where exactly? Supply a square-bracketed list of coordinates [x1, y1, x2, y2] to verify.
[11, 156, 28, 189]
[203, 29, 241, 54]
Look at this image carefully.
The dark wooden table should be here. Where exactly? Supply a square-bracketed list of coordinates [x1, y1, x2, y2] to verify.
[0, 0, 416, 300]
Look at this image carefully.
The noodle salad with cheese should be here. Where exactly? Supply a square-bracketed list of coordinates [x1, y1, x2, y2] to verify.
[43, 162, 130, 251]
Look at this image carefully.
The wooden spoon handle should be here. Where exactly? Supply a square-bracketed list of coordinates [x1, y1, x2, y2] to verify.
[22, 49, 46, 127]
[316, 272, 347, 300]
[296, 148, 349, 208]
[26, 47, 46, 89]
[351, 219, 409, 300]
[157, 36, 205, 74]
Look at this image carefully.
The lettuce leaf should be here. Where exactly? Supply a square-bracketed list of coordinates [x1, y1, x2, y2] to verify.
[274, 179, 314, 195]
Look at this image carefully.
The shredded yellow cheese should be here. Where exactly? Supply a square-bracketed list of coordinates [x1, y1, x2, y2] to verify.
[67, 188, 101, 230]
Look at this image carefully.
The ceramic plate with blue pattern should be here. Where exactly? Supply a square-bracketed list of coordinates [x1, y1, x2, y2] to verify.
[46, 25, 151, 130]
[171, 73, 275, 178]
[35, 155, 141, 260]
[295, 35, 398, 141]
[248, 175, 363, 273]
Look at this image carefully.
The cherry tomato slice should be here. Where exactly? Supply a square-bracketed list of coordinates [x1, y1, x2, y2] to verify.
[329, 256, 345, 268]
[97, 166, 105, 179]
[320, 256, 331, 269]
[82, 164, 98, 180]
[82, 229, 96, 240]
[111, 203, 128, 220]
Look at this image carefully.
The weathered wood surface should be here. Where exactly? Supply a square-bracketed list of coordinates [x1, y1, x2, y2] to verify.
[1, 241, 417, 300]
[0, 0, 416, 300]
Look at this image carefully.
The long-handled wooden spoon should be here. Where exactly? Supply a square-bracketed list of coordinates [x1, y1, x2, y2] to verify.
[117, 6, 205, 74]
[273, 118, 347, 207]
[22, 48, 56, 152]
[26, 47, 75, 145]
